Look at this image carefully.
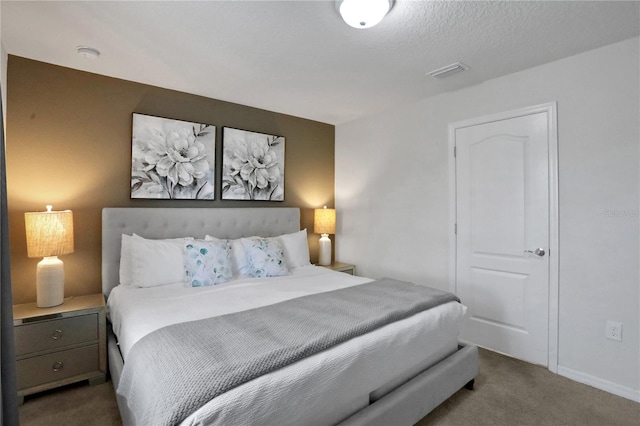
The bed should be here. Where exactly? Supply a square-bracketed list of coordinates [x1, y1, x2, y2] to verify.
[102, 207, 478, 426]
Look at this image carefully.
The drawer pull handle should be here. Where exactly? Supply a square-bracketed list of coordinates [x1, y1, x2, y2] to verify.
[52, 361, 64, 372]
[51, 329, 63, 340]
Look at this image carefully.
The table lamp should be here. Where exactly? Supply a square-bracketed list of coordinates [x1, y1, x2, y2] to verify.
[25, 205, 74, 308]
[314, 206, 336, 266]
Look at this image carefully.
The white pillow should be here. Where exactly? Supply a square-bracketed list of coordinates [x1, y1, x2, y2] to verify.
[183, 240, 232, 286]
[121, 234, 192, 285]
[130, 234, 191, 287]
[205, 235, 251, 277]
[119, 234, 133, 285]
[241, 237, 290, 278]
[277, 229, 311, 269]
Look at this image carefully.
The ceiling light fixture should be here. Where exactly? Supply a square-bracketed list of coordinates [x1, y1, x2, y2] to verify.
[76, 46, 100, 60]
[336, 0, 394, 29]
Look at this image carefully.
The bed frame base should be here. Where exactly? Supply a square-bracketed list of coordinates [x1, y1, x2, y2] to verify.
[109, 327, 477, 426]
[108, 330, 134, 426]
[338, 344, 478, 426]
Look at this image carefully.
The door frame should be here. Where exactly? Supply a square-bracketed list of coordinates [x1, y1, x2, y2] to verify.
[448, 102, 559, 372]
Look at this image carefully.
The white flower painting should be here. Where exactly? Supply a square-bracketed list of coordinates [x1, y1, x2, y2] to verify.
[222, 128, 285, 201]
[131, 114, 215, 199]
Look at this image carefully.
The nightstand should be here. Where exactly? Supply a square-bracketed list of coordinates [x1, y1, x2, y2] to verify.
[13, 293, 107, 404]
[321, 261, 356, 275]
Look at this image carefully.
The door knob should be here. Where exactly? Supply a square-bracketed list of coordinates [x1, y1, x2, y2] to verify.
[525, 248, 545, 257]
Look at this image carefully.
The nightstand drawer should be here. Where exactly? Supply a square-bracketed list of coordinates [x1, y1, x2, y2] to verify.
[16, 344, 99, 390]
[14, 314, 97, 356]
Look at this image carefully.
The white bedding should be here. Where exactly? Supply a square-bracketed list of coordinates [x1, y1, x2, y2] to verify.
[108, 266, 467, 425]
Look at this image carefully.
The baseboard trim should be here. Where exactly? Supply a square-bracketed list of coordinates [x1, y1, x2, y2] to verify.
[557, 365, 640, 403]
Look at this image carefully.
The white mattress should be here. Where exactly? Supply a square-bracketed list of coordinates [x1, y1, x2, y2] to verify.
[107, 266, 467, 425]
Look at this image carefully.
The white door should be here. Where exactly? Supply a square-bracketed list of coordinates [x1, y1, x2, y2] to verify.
[454, 107, 552, 366]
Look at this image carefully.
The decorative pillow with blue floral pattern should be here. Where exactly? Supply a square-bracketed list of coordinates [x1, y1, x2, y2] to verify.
[183, 240, 232, 287]
[241, 237, 290, 278]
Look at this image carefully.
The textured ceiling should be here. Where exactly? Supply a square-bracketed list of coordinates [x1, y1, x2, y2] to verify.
[2, 1, 639, 124]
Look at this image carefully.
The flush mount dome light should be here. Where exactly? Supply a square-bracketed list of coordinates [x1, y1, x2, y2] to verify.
[77, 46, 100, 60]
[336, 0, 394, 29]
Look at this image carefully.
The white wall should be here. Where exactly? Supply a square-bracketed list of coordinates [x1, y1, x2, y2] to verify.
[336, 37, 639, 400]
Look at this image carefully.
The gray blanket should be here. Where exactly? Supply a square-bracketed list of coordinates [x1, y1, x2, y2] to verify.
[117, 278, 459, 426]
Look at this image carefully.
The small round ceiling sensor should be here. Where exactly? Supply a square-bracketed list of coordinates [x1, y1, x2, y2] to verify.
[77, 46, 100, 60]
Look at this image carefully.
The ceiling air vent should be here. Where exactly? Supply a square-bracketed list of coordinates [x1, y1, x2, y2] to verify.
[428, 62, 468, 79]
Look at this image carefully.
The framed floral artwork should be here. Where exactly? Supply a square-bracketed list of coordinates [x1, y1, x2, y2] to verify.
[131, 113, 215, 199]
[222, 127, 285, 201]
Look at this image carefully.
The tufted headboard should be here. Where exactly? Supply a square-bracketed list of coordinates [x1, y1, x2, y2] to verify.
[102, 207, 300, 298]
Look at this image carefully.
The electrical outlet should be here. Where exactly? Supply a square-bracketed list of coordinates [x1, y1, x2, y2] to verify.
[605, 320, 622, 341]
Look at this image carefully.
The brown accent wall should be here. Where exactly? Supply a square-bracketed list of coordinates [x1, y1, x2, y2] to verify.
[6, 56, 335, 304]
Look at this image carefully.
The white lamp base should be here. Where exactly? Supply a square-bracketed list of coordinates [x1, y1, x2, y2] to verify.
[36, 256, 65, 308]
[318, 234, 332, 266]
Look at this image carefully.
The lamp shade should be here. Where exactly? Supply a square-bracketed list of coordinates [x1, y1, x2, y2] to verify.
[314, 207, 336, 235]
[25, 207, 74, 258]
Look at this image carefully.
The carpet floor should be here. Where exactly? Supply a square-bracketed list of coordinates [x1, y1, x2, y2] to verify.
[19, 348, 639, 426]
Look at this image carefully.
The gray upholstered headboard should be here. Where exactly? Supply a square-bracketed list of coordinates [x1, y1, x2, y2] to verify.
[102, 207, 300, 298]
